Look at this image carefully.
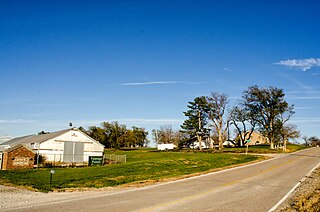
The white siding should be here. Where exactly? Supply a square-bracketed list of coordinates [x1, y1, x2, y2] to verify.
[35, 129, 104, 162]
[157, 144, 176, 150]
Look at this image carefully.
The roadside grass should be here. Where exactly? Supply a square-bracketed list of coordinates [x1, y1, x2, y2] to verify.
[0, 151, 260, 192]
[222, 144, 307, 154]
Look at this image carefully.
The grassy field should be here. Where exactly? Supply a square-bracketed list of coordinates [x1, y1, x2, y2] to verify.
[0, 150, 260, 192]
[222, 144, 307, 154]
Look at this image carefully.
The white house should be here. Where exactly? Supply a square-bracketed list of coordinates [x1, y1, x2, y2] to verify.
[0, 128, 104, 163]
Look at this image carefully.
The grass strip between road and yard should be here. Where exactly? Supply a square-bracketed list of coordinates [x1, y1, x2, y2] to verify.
[0, 150, 262, 192]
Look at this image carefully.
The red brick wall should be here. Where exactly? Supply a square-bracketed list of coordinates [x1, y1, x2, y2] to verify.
[2, 146, 35, 170]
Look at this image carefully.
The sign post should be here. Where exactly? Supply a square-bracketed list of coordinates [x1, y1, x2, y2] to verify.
[50, 169, 55, 190]
[245, 140, 251, 155]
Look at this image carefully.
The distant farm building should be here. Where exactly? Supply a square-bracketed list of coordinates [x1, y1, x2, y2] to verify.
[0, 128, 104, 165]
[237, 131, 269, 146]
[247, 131, 269, 145]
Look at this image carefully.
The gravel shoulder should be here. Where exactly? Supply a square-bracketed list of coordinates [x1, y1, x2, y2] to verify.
[276, 166, 320, 212]
[0, 185, 128, 211]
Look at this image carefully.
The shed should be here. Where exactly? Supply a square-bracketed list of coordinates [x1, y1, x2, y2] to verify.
[0, 144, 35, 170]
[0, 128, 104, 164]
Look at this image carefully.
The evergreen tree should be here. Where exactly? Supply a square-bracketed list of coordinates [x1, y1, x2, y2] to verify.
[181, 96, 210, 150]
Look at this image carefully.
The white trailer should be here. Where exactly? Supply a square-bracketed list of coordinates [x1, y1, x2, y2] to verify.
[157, 143, 176, 151]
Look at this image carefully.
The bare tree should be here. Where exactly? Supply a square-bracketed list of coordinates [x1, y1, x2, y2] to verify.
[229, 105, 257, 147]
[279, 124, 300, 152]
[302, 136, 310, 146]
[152, 125, 175, 144]
[243, 85, 294, 149]
[206, 92, 229, 150]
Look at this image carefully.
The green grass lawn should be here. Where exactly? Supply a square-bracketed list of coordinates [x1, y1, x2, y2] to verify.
[222, 144, 307, 154]
[0, 150, 260, 192]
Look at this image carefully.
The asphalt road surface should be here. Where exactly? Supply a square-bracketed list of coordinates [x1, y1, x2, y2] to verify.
[17, 148, 320, 212]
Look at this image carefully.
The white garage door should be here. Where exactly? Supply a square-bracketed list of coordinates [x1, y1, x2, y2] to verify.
[63, 142, 84, 162]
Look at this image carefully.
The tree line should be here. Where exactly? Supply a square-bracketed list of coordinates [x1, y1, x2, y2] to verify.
[79, 122, 149, 149]
[302, 136, 320, 147]
[79, 85, 301, 150]
[153, 85, 300, 150]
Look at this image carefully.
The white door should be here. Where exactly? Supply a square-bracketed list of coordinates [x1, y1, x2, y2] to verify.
[63, 142, 84, 163]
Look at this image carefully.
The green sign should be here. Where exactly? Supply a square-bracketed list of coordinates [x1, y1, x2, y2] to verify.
[246, 139, 251, 143]
[89, 156, 103, 166]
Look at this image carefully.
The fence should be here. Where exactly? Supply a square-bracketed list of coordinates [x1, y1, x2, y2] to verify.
[103, 154, 127, 164]
[34, 153, 127, 167]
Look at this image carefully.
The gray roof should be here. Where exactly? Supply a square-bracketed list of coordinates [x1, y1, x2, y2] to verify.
[2, 144, 36, 153]
[1, 129, 72, 147]
[0, 136, 14, 144]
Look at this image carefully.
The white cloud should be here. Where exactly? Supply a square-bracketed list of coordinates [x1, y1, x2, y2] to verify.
[120, 81, 206, 86]
[121, 81, 179, 86]
[116, 118, 183, 125]
[287, 91, 320, 94]
[276, 58, 320, 71]
[294, 106, 320, 111]
[287, 96, 320, 100]
[290, 118, 320, 124]
[75, 118, 183, 126]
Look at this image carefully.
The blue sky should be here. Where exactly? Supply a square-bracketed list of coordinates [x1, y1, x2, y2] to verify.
[1, 0, 320, 143]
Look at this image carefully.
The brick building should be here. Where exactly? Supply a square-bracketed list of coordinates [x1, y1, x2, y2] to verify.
[0, 144, 35, 170]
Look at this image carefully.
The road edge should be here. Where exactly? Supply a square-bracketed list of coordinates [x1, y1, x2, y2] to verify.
[267, 157, 320, 212]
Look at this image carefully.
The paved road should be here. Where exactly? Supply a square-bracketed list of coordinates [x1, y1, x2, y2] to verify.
[17, 148, 320, 212]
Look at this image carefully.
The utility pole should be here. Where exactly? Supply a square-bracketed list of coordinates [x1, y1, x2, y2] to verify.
[36, 142, 40, 169]
[197, 110, 202, 150]
[283, 135, 287, 153]
[227, 121, 230, 141]
[155, 130, 159, 144]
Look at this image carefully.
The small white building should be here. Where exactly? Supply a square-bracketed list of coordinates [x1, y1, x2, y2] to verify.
[0, 128, 104, 163]
[157, 143, 177, 151]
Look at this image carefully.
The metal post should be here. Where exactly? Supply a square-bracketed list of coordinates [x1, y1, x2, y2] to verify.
[36, 142, 40, 169]
[246, 141, 249, 155]
[50, 172, 52, 189]
[49, 170, 55, 190]
[246, 142, 249, 155]
[198, 110, 202, 150]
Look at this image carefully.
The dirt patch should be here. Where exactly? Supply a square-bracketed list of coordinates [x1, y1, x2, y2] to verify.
[276, 166, 320, 212]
